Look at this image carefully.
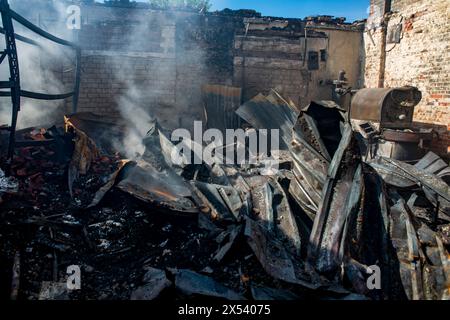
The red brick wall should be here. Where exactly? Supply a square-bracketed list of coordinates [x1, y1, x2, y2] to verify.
[364, 0, 450, 156]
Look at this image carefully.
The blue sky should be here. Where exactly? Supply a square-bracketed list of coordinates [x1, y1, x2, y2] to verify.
[209, 0, 370, 21]
[117, 0, 370, 22]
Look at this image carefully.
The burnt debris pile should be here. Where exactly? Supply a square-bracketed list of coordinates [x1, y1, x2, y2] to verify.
[0, 88, 449, 301]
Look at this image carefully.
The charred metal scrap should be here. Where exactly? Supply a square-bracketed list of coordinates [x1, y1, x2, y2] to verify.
[1, 84, 449, 301]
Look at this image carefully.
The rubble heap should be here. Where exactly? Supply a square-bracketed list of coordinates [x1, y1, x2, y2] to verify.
[0, 90, 449, 301]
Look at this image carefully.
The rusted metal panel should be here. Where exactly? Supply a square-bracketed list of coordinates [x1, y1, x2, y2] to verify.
[202, 84, 242, 133]
[381, 128, 433, 143]
[350, 87, 422, 128]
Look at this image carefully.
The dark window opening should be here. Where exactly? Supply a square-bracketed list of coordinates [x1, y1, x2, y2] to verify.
[320, 49, 327, 62]
[308, 51, 319, 70]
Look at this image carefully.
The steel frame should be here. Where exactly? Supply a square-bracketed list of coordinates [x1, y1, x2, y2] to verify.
[0, 0, 80, 169]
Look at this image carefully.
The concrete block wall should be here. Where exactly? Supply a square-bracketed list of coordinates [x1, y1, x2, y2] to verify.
[174, 14, 241, 130]
[74, 7, 180, 128]
[233, 35, 328, 107]
[71, 6, 248, 131]
[70, 5, 364, 131]
[233, 24, 364, 108]
[5, 1, 364, 134]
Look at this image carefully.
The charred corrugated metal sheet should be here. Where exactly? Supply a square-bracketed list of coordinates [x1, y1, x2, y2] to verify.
[236, 90, 298, 149]
[202, 85, 242, 134]
[3, 86, 450, 301]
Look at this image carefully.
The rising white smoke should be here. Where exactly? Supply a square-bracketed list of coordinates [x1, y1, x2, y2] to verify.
[106, 8, 207, 159]
[0, 0, 208, 160]
[0, 0, 77, 128]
